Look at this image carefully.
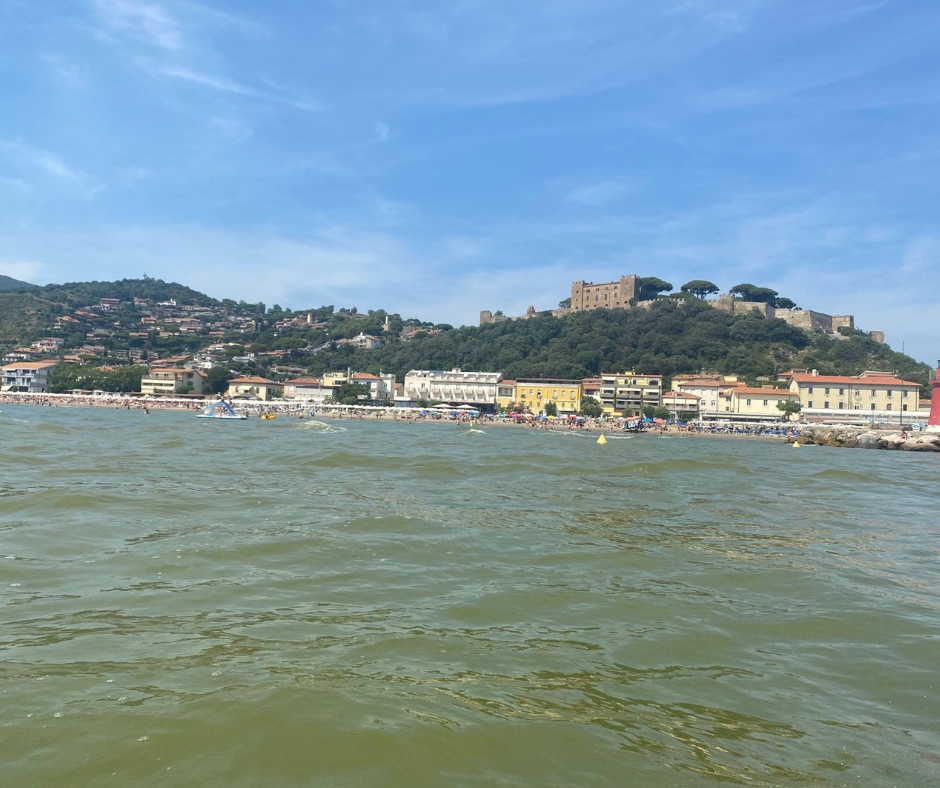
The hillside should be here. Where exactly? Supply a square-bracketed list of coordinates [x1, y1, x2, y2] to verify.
[0, 278, 932, 396]
[298, 298, 933, 391]
[0, 274, 36, 291]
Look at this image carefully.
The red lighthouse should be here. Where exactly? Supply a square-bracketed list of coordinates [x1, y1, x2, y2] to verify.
[929, 362, 940, 433]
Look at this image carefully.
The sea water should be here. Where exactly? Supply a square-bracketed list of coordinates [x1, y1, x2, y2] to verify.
[1, 404, 938, 786]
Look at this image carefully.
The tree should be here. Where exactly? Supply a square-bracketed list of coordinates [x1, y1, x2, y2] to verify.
[205, 366, 233, 394]
[776, 400, 803, 419]
[580, 396, 602, 417]
[653, 405, 672, 420]
[637, 277, 673, 301]
[642, 404, 656, 419]
[774, 297, 798, 310]
[558, 297, 571, 309]
[332, 382, 371, 405]
[544, 402, 557, 416]
[730, 283, 778, 305]
[680, 280, 719, 299]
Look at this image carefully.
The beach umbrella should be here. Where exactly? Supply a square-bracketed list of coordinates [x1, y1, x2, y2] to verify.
[654, 418, 667, 425]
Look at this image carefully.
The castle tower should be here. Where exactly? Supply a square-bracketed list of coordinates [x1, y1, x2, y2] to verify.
[928, 362, 940, 433]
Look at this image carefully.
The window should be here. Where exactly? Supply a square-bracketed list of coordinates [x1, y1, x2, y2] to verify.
[808, 386, 814, 394]
[808, 401, 813, 408]
[839, 388, 845, 395]
[871, 404, 876, 410]
[839, 402, 844, 409]
[886, 404, 892, 411]
[552, 390, 557, 399]
[903, 390, 909, 398]
[763, 400, 768, 406]
[903, 404, 908, 412]
[871, 390, 876, 397]
[825, 387, 830, 395]
[824, 402, 829, 409]
[747, 399, 752, 406]
[887, 390, 893, 398]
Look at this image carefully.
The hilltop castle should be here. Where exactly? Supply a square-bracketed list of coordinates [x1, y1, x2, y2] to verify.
[481, 274, 884, 343]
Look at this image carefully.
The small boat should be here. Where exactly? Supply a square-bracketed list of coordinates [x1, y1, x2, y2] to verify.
[260, 413, 275, 420]
[197, 400, 247, 420]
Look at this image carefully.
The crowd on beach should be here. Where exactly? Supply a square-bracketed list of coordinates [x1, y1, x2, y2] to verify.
[1, 391, 804, 438]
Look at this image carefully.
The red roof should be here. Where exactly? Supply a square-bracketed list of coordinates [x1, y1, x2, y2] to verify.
[229, 376, 280, 385]
[285, 377, 324, 385]
[790, 373, 919, 387]
[732, 387, 797, 396]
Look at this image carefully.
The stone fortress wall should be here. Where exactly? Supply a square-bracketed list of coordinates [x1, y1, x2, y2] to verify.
[481, 273, 884, 343]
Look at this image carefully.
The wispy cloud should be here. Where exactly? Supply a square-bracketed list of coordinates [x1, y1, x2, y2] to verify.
[0, 139, 103, 196]
[90, 0, 184, 50]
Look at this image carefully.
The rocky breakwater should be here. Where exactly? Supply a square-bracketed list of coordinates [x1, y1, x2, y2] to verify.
[789, 426, 940, 452]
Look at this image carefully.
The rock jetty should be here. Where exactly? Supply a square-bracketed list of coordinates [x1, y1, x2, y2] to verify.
[789, 425, 940, 452]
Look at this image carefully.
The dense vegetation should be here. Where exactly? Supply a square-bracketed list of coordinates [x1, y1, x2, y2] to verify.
[0, 277, 932, 397]
[0, 274, 36, 291]
[297, 298, 932, 392]
[48, 364, 147, 393]
[34, 278, 220, 308]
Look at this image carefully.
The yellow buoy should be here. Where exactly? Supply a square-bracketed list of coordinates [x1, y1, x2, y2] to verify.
[793, 441, 800, 448]
[597, 434, 607, 445]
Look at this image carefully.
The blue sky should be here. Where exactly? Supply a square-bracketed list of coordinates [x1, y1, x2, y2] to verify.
[1, 1, 938, 361]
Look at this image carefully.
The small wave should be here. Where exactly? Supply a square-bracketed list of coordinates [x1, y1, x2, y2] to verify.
[467, 429, 486, 435]
[297, 420, 348, 433]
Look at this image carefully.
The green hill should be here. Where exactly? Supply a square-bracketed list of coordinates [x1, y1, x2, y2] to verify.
[297, 299, 933, 392]
[0, 274, 36, 291]
[0, 277, 932, 398]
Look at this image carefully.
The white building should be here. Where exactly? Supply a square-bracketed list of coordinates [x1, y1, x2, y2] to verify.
[1, 360, 58, 393]
[351, 372, 396, 403]
[662, 390, 700, 418]
[401, 368, 501, 407]
[283, 378, 337, 404]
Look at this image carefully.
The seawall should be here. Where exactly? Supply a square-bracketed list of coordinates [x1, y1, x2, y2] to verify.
[788, 425, 940, 452]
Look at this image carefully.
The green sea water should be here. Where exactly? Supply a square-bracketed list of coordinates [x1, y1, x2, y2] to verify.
[1, 404, 938, 787]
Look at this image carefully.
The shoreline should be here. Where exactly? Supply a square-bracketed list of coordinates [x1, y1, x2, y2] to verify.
[1, 392, 801, 440]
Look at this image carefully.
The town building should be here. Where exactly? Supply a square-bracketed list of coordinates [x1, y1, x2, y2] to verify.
[513, 379, 582, 415]
[581, 377, 601, 402]
[722, 386, 800, 422]
[786, 370, 921, 419]
[570, 275, 639, 312]
[337, 332, 384, 349]
[402, 369, 502, 407]
[496, 380, 516, 411]
[598, 372, 663, 416]
[283, 378, 336, 404]
[97, 297, 121, 312]
[351, 372, 396, 403]
[671, 376, 745, 418]
[661, 391, 701, 419]
[226, 376, 284, 401]
[140, 367, 208, 396]
[1, 360, 58, 393]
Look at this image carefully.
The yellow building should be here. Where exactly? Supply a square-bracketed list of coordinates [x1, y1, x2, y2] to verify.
[725, 386, 800, 421]
[599, 372, 663, 416]
[513, 379, 582, 414]
[227, 376, 284, 401]
[140, 367, 208, 395]
[787, 370, 921, 415]
[322, 371, 350, 387]
[496, 380, 516, 411]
